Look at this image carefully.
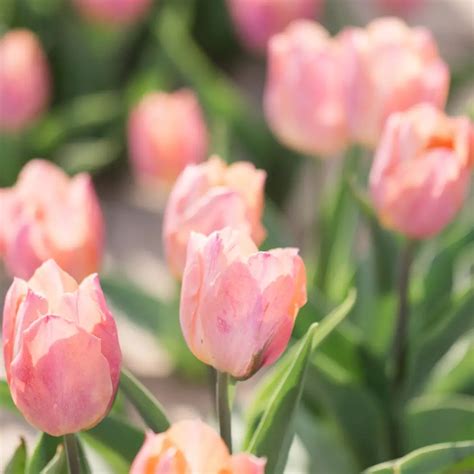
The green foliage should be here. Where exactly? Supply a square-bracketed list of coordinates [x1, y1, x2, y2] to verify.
[365, 441, 474, 474]
[5, 438, 27, 474]
[27, 434, 62, 474]
[245, 290, 356, 474]
[119, 368, 170, 432]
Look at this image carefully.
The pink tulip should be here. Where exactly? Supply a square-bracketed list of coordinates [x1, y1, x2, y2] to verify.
[370, 104, 473, 239]
[375, 0, 424, 15]
[180, 228, 307, 379]
[0, 29, 51, 132]
[128, 90, 209, 187]
[338, 17, 449, 148]
[264, 20, 348, 157]
[3, 260, 121, 436]
[130, 420, 265, 474]
[0, 160, 104, 281]
[163, 156, 266, 278]
[73, 0, 152, 24]
[227, 0, 321, 53]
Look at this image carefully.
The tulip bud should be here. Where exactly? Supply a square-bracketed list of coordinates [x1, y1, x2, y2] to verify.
[128, 90, 209, 188]
[338, 17, 449, 148]
[163, 156, 266, 278]
[370, 104, 473, 239]
[180, 228, 307, 379]
[73, 0, 152, 25]
[264, 20, 348, 157]
[227, 0, 321, 53]
[131, 420, 266, 474]
[0, 30, 51, 132]
[0, 160, 104, 281]
[2, 260, 121, 436]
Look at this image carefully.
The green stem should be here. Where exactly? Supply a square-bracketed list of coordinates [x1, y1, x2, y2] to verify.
[391, 239, 416, 389]
[63, 434, 81, 474]
[216, 371, 232, 453]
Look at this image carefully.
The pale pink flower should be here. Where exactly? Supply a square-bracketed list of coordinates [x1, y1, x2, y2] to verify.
[180, 228, 306, 379]
[370, 104, 473, 238]
[3, 260, 121, 436]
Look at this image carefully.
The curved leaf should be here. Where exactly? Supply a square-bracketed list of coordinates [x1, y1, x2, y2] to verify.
[5, 438, 27, 474]
[27, 434, 62, 474]
[403, 396, 474, 452]
[40, 445, 66, 474]
[245, 290, 356, 474]
[85, 415, 145, 465]
[120, 368, 170, 432]
[364, 441, 474, 474]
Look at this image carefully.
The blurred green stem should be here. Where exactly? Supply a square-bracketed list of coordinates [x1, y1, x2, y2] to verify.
[216, 371, 232, 453]
[64, 434, 81, 474]
[391, 239, 417, 389]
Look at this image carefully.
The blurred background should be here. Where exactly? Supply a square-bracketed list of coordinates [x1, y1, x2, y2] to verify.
[1, 0, 473, 472]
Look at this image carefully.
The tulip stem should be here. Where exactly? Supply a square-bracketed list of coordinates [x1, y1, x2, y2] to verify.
[216, 371, 232, 453]
[64, 434, 81, 474]
[391, 239, 416, 389]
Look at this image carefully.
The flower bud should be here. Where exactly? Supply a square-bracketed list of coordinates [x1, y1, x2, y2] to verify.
[180, 228, 306, 379]
[128, 90, 209, 187]
[73, 0, 152, 24]
[163, 156, 266, 278]
[338, 17, 449, 147]
[131, 420, 265, 474]
[2, 260, 121, 436]
[0, 160, 104, 281]
[370, 104, 473, 239]
[264, 21, 348, 157]
[227, 0, 321, 53]
[0, 29, 50, 132]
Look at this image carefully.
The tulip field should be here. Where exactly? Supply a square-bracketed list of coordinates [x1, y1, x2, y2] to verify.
[1, 0, 473, 473]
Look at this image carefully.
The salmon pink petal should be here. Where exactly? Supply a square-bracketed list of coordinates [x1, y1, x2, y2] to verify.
[231, 453, 266, 474]
[9, 315, 113, 436]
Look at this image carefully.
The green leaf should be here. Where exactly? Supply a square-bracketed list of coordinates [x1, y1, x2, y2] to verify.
[40, 445, 66, 474]
[317, 151, 361, 300]
[304, 364, 390, 469]
[5, 438, 27, 474]
[245, 290, 356, 474]
[364, 441, 474, 474]
[407, 288, 474, 397]
[120, 368, 170, 432]
[85, 415, 145, 465]
[296, 410, 359, 474]
[0, 379, 18, 414]
[403, 396, 474, 452]
[27, 434, 62, 474]
[420, 229, 474, 326]
[424, 331, 474, 395]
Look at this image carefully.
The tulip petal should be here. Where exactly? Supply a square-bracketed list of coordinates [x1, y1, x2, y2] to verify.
[231, 453, 266, 474]
[28, 259, 78, 308]
[10, 315, 113, 436]
[167, 420, 230, 473]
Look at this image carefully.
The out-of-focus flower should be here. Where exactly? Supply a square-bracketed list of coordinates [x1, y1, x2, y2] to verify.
[338, 17, 449, 148]
[375, 0, 424, 15]
[130, 419, 266, 474]
[128, 90, 209, 188]
[73, 0, 152, 25]
[227, 0, 321, 53]
[3, 260, 121, 436]
[370, 104, 473, 239]
[180, 228, 306, 379]
[264, 20, 348, 157]
[163, 156, 266, 278]
[0, 160, 104, 281]
[0, 29, 51, 132]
